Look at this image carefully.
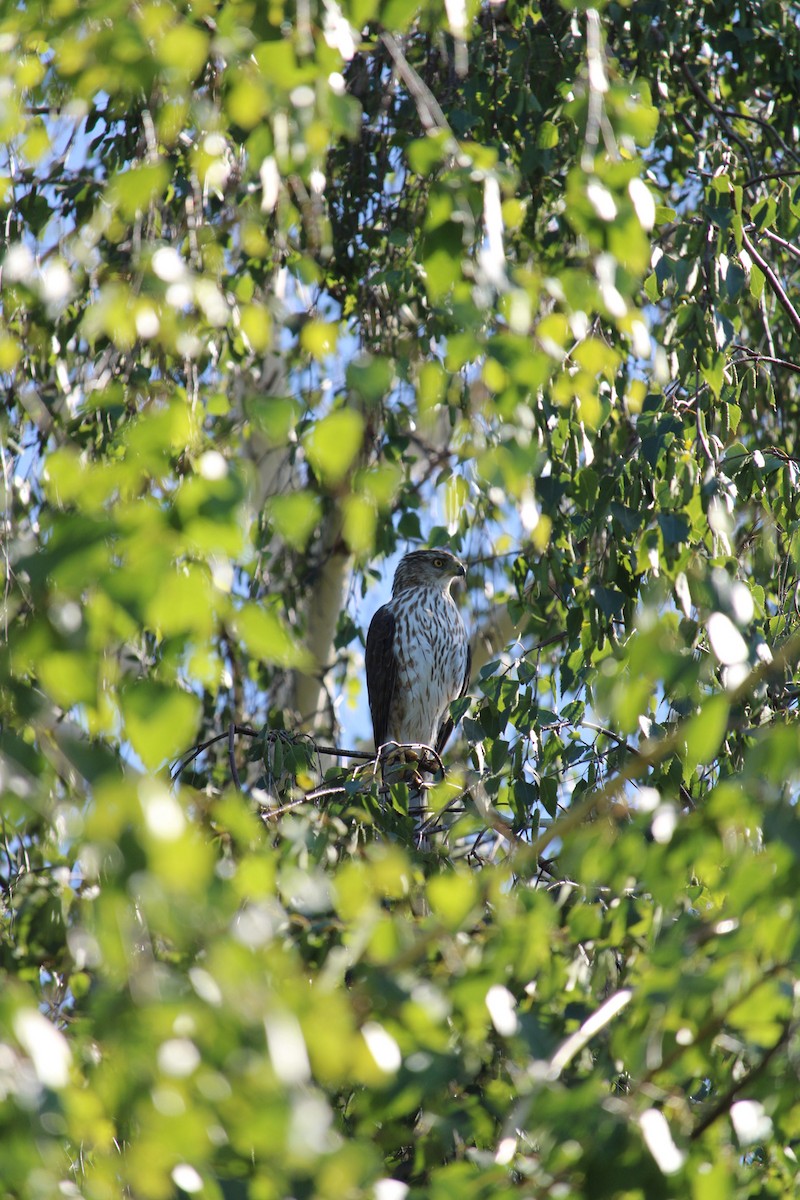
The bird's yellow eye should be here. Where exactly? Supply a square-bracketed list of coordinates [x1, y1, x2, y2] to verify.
[432, 557, 444, 567]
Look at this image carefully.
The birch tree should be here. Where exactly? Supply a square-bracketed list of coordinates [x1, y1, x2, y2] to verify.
[3, 1, 800, 1197]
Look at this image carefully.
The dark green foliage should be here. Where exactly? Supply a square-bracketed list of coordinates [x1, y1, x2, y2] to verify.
[2, 0, 800, 1197]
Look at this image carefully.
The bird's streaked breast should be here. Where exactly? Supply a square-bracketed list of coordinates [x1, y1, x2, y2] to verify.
[386, 585, 468, 747]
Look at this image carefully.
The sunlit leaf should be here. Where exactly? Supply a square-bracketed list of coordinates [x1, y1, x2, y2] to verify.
[300, 321, 338, 359]
[342, 493, 377, 554]
[683, 695, 730, 769]
[155, 23, 209, 79]
[303, 409, 364, 486]
[346, 354, 395, 403]
[37, 650, 98, 708]
[233, 603, 314, 670]
[267, 491, 322, 549]
[121, 681, 202, 769]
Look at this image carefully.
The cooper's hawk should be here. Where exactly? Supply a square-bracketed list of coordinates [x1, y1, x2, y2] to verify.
[365, 549, 471, 762]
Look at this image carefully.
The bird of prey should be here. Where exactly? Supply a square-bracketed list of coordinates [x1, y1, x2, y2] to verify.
[365, 549, 471, 763]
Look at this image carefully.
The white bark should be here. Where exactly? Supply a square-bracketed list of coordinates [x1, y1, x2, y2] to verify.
[238, 353, 353, 735]
[293, 514, 351, 732]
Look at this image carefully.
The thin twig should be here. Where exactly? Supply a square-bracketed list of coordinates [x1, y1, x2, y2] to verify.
[314, 745, 375, 760]
[690, 1018, 794, 1141]
[228, 721, 242, 792]
[170, 730, 232, 780]
[759, 227, 800, 265]
[263, 784, 350, 820]
[696, 383, 716, 466]
[524, 631, 569, 657]
[171, 726, 375, 784]
[743, 168, 800, 189]
[741, 227, 800, 343]
[730, 347, 800, 377]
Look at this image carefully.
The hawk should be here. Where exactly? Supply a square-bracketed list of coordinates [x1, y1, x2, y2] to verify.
[365, 549, 471, 762]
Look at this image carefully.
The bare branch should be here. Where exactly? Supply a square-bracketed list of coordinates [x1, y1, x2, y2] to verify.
[741, 227, 800, 344]
[759, 227, 800, 265]
[380, 33, 455, 138]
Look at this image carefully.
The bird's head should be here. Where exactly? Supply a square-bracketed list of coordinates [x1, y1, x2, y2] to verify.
[392, 549, 466, 596]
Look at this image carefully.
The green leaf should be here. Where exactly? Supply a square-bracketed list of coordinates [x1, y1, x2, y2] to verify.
[723, 442, 749, 473]
[684, 695, 730, 770]
[536, 121, 559, 149]
[658, 511, 690, 545]
[423, 244, 463, 300]
[267, 491, 322, 549]
[342, 493, 377, 554]
[407, 132, 451, 175]
[252, 40, 306, 89]
[303, 409, 364, 486]
[300, 321, 338, 359]
[749, 263, 765, 300]
[110, 162, 169, 220]
[121, 681, 202, 769]
[247, 396, 300, 443]
[346, 355, 395, 403]
[726, 402, 742, 435]
[539, 775, 558, 816]
[575, 466, 599, 508]
[156, 22, 209, 80]
[37, 650, 97, 708]
[701, 353, 725, 398]
[233, 603, 314, 669]
[593, 586, 626, 621]
[145, 565, 215, 638]
[427, 872, 478, 928]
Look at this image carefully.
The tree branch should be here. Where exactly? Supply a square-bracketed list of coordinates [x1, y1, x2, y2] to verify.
[690, 1018, 794, 1142]
[741, 227, 800, 344]
[731, 347, 800, 377]
[759, 227, 800, 265]
[380, 33, 455, 138]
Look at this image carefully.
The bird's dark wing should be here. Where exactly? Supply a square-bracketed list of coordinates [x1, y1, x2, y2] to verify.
[435, 642, 472, 757]
[365, 604, 397, 751]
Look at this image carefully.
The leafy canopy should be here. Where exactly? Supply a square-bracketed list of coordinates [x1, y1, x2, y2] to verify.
[2, 0, 800, 1198]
